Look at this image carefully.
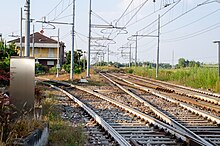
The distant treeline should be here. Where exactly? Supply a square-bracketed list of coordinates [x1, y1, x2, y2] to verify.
[93, 58, 208, 69]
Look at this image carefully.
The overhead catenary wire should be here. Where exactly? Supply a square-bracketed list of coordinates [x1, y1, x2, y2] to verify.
[162, 8, 220, 34]
[115, 0, 134, 25]
[119, 0, 182, 50]
[45, 0, 65, 18]
[92, 11, 112, 25]
[117, 0, 214, 64]
[49, 1, 73, 22]
[103, 0, 149, 48]
[143, 0, 212, 36]
[127, 0, 180, 28]
[138, 0, 181, 34]
[75, 32, 88, 44]
[163, 21, 220, 42]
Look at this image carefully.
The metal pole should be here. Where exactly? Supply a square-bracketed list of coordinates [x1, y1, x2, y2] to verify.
[217, 42, 220, 77]
[172, 50, 174, 68]
[56, 28, 60, 78]
[32, 24, 35, 57]
[83, 51, 86, 70]
[24, 0, 30, 57]
[103, 52, 105, 64]
[20, 8, 23, 57]
[108, 45, 110, 65]
[87, 0, 92, 78]
[135, 33, 138, 67]
[214, 41, 220, 77]
[218, 43, 220, 77]
[129, 44, 131, 68]
[156, 14, 160, 78]
[70, 0, 75, 80]
[219, 43, 220, 77]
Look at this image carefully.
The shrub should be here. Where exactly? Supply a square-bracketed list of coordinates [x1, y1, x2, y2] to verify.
[35, 64, 48, 74]
[127, 68, 134, 74]
[0, 69, 10, 86]
[62, 64, 70, 73]
[49, 66, 57, 74]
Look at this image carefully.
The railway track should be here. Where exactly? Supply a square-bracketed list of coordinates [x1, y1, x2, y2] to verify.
[37, 78, 206, 145]
[99, 73, 220, 145]
[40, 84, 118, 145]
[128, 74, 220, 98]
[107, 73, 220, 117]
[124, 73, 220, 104]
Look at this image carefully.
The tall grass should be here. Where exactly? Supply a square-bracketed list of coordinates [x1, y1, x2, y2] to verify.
[125, 67, 220, 92]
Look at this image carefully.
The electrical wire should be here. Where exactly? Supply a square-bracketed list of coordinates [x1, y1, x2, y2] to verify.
[145, 0, 211, 36]
[92, 11, 111, 25]
[75, 32, 88, 44]
[49, 1, 73, 21]
[162, 8, 220, 34]
[118, 0, 182, 50]
[104, 0, 149, 47]
[163, 21, 220, 42]
[45, 0, 65, 18]
[115, 0, 134, 25]
[54, 14, 73, 21]
[127, 0, 180, 28]
[138, 0, 181, 34]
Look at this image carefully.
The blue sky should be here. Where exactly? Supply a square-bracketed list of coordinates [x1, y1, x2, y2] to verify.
[1, 0, 220, 64]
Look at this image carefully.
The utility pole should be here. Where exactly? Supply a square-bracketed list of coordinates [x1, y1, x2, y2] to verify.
[32, 23, 35, 57]
[56, 28, 60, 78]
[213, 41, 220, 77]
[20, 8, 23, 57]
[135, 32, 138, 67]
[70, 0, 75, 80]
[24, 0, 30, 57]
[120, 46, 134, 67]
[156, 15, 160, 78]
[87, 0, 92, 78]
[172, 50, 174, 68]
[107, 45, 110, 65]
[83, 51, 86, 70]
[129, 44, 132, 68]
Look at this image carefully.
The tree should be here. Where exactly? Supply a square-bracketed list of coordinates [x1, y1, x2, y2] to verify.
[178, 58, 186, 68]
[176, 58, 201, 68]
[63, 50, 85, 73]
[0, 41, 18, 86]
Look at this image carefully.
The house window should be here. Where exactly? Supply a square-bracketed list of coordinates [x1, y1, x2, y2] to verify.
[47, 61, 54, 66]
[48, 49, 55, 57]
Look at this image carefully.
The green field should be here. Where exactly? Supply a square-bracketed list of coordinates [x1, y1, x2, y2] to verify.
[125, 67, 220, 92]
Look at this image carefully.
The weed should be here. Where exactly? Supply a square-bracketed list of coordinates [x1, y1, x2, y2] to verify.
[41, 92, 86, 146]
[126, 67, 219, 92]
[48, 122, 86, 146]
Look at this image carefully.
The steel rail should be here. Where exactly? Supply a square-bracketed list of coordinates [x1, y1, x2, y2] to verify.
[37, 77, 208, 145]
[127, 74, 220, 105]
[100, 73, 212, 146]
[130, 74, 220, 98]
[107, 73, 220, 125]
[41, 81, 131, 146]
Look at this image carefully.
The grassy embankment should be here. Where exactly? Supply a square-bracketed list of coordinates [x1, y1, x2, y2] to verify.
[125, 67, 220, 92]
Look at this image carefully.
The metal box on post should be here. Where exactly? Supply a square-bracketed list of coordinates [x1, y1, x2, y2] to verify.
[10, 57, 35, 114]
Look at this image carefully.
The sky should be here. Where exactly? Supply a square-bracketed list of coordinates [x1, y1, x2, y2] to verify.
[1, 0, 220, 65]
